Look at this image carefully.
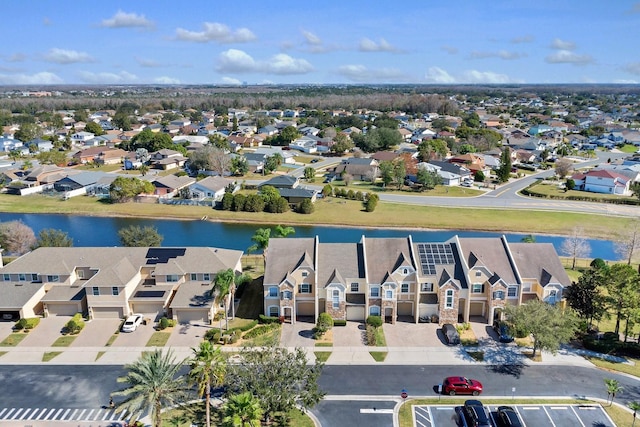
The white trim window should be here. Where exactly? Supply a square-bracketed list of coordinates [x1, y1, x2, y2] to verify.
[351, 283, 359, 292]
[47, 275, 59, 283]
[401, 283, 409, 293]
[370, 287, 380, 298]
[3, 274, 10, 281]
[268, 306, 279, 317]
[332, 290, 340, 309]
[445, 289, 454, 309]
[385, 289, 394, 299]
[298, 284, 312, 294]
[471, 284, 484, 294]
[421, 283, 433, 292]
[282, 290, 292, 300]
[203, 273, 211, 281]
[166, 275, 179, 282]
[18, 273, 25, 282]
[507, 286, 518, 298]
[191, 273, 197, 281]
[112, 287, 119, 296]
[268, 286, 278, 298]
[92, 287, 100, 296]
[369, 306, 380, 316]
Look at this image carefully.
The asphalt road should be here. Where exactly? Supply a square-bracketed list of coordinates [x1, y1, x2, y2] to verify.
[1, 364, 638, 426]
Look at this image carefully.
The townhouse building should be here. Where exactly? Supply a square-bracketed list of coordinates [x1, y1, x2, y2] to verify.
[0, 246, 242, 324]
[263, 235, 570, 325]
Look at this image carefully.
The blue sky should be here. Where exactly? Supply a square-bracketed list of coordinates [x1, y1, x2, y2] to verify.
[1, 1, 639, 86]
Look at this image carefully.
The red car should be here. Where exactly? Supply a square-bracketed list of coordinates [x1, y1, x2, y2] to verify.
[442, 376, 483, 396]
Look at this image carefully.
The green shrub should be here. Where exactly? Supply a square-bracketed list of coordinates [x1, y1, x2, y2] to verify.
[347, 189, 356, 200]
[366, 324, 377, 345]
[64, 313, 85, 335]
[204, 329, 221, 342]
[243, 323, 279, 339]
[158, 316, 176, 330]
[16, 317, 41, 331]
[238, 320, 258, 332]
[259, 314, 280, 324]
[333, 319, 347, 327]
[297, 199, 314, 214]
[366, 315, 382, 328]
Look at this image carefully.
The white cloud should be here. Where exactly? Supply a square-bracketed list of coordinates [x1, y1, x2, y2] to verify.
[424, 67, 521, 84]
[153, 76, 180, 84]
[8, 53, 26, 62]
[337, 65, 406, 82]
[441, 45, 458, 55]
[77, 70, 137, 84]
[216, 49, 313, 75]
[175, 22, 256, 43]
[550, 38, 576, 50]
[100, 10, 154, 29]
[623, 62, 640, 75]
[511, 35, 534, 44]
[221, 77, 242, 85]
[302, 30, 322, 45]
[461, 70, 513, 84]
[0, 71, 63, 85]
[44, 48, 94, 64]
[136, 57, 161, 68]
[359, 38, 400, 53]
[424, 67, 456, 83]
[545, 50, 593, 65]
[469, 50, 524, 60]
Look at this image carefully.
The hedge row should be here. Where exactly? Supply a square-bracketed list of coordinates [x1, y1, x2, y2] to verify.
[243, 323, 280, 339]
[204, 320, 259, 342]
[522, 184, 640, 205]
[333, 319, 347, 326]
[259, 314, 281, 324]
[14, 317, 40, 331]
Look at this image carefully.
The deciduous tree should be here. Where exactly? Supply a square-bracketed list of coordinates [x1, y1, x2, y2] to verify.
[0, 221, 36, 255]
[118, 225, 163, 247]
[34, 228, 73, 248]
[555, 158, 574, 179]
[560, 227, 591, 269]
[109, 176, 154, 203]
[614, 220, 640, 265]
[565, 267, 607, 328]
[604, 263, 640, 336]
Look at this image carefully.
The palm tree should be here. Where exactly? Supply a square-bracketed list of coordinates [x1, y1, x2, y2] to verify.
[248, 228, 271, 264]
[604, 378, 623, 406]
[213, 268, 235, 330]
[139, 164, 149, 176]
[629, 401, 640, 427]
[273, 224, 295, 238]
[223, 392, 263, 427]
[189, 341, 226, 427]
[112, 349, 188, 427]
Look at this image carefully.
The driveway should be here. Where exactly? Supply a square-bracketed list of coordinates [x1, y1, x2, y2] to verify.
[0, 322, 14, 343]
[332, 322, 367, 347]
[71, 319, 122, 347]
[280, 319, 316, 348]
[383, 321, 447, 347]
[110, 321, 156, 347]
[19, 316, 70, 347]
[166, 322, 209, 347]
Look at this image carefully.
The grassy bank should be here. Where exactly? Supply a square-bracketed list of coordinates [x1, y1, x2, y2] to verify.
[0, 193, 633, 242]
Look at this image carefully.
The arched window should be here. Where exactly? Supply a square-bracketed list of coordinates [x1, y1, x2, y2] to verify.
[370, 306, 380, 316]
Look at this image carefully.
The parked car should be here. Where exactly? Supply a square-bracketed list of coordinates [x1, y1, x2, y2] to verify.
[496, 406, 523, 427]
[461, 180, 473, 187]
[493, 321, 514, 343]
[443, 376, 483, 396]
[463, 399, 491, 427]
[442, 323, 460, 345]
[310, 158, 319, 163]
[121, 314, 144, 332]
[454, 406, 469, 427]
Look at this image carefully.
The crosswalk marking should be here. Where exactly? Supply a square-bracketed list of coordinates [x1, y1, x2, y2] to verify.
[0, 406, 136, 422]
[0, 409, 7, 418]
[69, 408, 78, 420]
[20, 408, 35, 419]
[34, 407, 48, 419]
[43, 408, 56, 420]
[60, 408, 71, 420]
[10, 408, 24, 419]
[4, 409, 15, 419]
[76, 408, 86, 420]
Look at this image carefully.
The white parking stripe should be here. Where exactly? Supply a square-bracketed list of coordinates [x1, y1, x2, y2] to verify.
[34, 408, 48, 420]
[68, 409, 78, 420]
[3, 409, 16, 419]
[102, 408, 113, 420]
[75, 409, 86, 420]
[20, 408, 35, 419]
[542, 406, 557, 427]
[570, 405, 586, 427]
[9, 408, 23, 419]
[94, 409, 104, 420]
[119, 409, 128, 420]
[85, 409, 95, 420]
[514, 407, 527, 427]
[43, 408, 56, 420]
[51, 408, 63, 420]
[0, 408, 7, 418]
[60, 408, 71, 420]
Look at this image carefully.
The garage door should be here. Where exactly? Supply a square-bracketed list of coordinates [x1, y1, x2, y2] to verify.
[297, 302, 315, 316]
[175, 310, 206, 324]
[92, 307, 124, 319]
[131, 303, 165, 320]
[47, 303, 82, 316]
[469, 302, 484, 316]
[397, 302, 413, 316]
[346, 306, 365, 321]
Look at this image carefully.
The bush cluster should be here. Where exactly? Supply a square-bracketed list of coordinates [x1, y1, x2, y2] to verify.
[332, 188, 364, 201]
[366, 315, 382, 328]
[259, 314, 281, 324]
[365, 324, 377, 346]
[243, 323, 279, 339]
[218, 192, 290, 213]
[313, 313, 334, 339]
[157, 316, 176, 330]
[14, 317, 40, 331]
[64, 313, 85, 335]
[333, 319, 347, 327]
[522, 184, 640, 205]
[582, 333, 640, 358]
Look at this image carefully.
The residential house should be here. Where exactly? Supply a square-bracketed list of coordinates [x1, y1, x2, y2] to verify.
[150, 149, 188, 170]
[570, 169, 631, 195]
[254, 147, 296, 164]
[448, 153, 489, 175]
[188, 175, 237, 201]
[71, 132, 95, 144]
[263, 235, 570, 325]
[53, 171, 108, 197]
[289, 136, 318, 153]
[25, 138, 54, 153]
[332, 158, 379, 181]
[258, 175, 316, 206]
[72, 147, 126, 165]
[0, 246, 243, 324]
[151, 175, 196, 198]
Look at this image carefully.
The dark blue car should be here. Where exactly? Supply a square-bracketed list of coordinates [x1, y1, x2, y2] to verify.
[493, 321, 514, 343]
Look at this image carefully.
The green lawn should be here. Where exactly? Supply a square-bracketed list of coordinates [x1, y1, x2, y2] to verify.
[314, 351, 331, 363]
[42, 351, 62, 362]
[369, 351, 388, 362]
[526, 181, 639, 203]
[0, 333, 27, 347]
[105, 334, 118, 346]
[52, 335, 77, 347]
[146, 332, 171, 347]
[586, 356, 640, 377]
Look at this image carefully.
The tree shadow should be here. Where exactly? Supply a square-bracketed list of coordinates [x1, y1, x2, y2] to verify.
[484, 346, 527, 378]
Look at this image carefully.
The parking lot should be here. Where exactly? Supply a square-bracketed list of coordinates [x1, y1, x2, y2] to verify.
[414, 403, 616, 427]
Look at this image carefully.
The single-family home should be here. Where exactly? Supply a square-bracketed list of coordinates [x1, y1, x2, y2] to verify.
[570, 169, 631, 195]
[332, 158, 379, 181]
[188, 176, 238, 201]
[151, 175, 197, 198]
[150, 149, 188, 170]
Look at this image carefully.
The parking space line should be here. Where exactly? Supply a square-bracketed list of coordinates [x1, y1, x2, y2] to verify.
[542, 406, 557, 427]
[514, 407, 527, 427]
[0, 409, 7, 418]
[20, 408, 35, 420]
[34, 408, 48, 420]
[3, 409, 16, 419]
[60, 408, 71, 420]
[68, 409, 78, 420]
[9, 408, 23, 419]
[570, 406, 586, 427]
[75, 409, 86, 420]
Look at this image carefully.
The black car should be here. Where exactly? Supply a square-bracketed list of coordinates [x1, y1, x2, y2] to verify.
[493, 321, 514, 343]
[497, 406, 523, 427]
[463, 400, 491, 427]
[454, 406, 469, 427]
[442, 323, 460, 345]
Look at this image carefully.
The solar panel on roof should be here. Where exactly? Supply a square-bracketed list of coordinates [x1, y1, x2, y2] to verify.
[134, 290, 166, 298]
[145, 248, 187, 264]
[417, 243, 454, 275]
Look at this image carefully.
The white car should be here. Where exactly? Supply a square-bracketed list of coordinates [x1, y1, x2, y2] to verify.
[121, 314, 144, 332]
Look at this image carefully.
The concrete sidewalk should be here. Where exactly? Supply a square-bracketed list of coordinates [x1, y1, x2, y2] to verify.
[0, 343, 607, 367]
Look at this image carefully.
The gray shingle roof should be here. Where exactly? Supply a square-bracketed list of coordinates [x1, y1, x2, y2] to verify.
[0, 282, 45, 308]
[458, 237, 517, 284]
[509, 243, 571, 287]
[264, 238, 316, 284]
